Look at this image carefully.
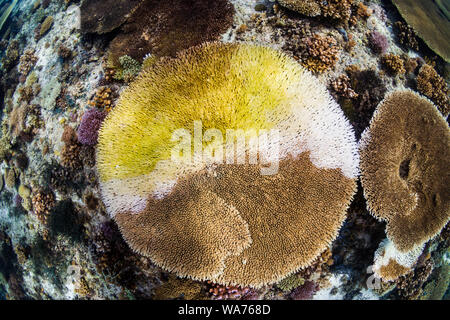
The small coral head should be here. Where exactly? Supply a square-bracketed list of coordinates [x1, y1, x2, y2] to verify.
[97, 42, 359, 287]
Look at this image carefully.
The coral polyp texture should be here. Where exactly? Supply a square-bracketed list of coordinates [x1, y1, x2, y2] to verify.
[360, 90, 450, 253]
[96, 43, 359, 287]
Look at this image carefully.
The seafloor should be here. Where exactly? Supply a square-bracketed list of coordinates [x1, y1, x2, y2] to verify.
[0, 0, 448, 300]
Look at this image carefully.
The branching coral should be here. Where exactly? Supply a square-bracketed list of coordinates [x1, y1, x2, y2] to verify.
[61, 125, 82, 169]
[1, 39, 20, 71]
[88, 87, 117, 112]
[32, 189, 55, 227]
[360, 90, 450, 253]
[97, 43, 359, 288]
[320, 0, 353, 25]
[381, 54, 405, 76]
[416, 64, 449, 116]
[18, 49, 38, 76]
[301, 34, 341, 73]
[394, 21, 419, 52]
[331, 74, 358, 99]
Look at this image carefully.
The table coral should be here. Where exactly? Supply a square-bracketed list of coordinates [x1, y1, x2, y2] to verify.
[97, 42, 359, 288]
[360, 90, 450, 253]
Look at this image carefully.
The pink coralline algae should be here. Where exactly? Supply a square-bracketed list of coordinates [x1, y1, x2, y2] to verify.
[77, 109, 107, 146]
[289, 281, 319, 300]
[368, 30, 388, 55]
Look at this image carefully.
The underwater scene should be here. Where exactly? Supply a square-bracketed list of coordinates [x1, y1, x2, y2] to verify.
[0, 0, 448, 301]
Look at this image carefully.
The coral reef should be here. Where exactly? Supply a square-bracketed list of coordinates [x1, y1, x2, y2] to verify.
[97, 43, 359, 288]
[360, 90, 450, 253]
[0, 0, 447, 301]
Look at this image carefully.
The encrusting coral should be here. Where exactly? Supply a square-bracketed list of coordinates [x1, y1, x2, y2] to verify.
[96, 42, 359, 288]
[360, 90, 450, 253]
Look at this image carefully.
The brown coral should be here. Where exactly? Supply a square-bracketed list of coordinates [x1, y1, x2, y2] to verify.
[416, 64, 449, 116]
[301, 34, 341, 73]
[88, 86, 116, 112]
[114, 154, 356, 287]
[61, 125, 82, 169]
[278, 0, 321, 17]
[360, 90, 450, 253]
[80, 0, 141, 34]
[18, 49, 38, 76]
[108, 0, 235, 64]
[320, 0, 353, 25]
[377, 259, 411, 282]
[98, 43, 359, 288]
[381, 54, 405, 76]
[154, 275, 204, 300]
[331, 74, 358, 99]
[396, 258, 433, 299]
[32, 189, 55, 226]
[394, 21, 419, 51]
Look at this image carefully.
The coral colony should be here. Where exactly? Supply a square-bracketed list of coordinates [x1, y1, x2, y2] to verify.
[0, 0, 448, 301]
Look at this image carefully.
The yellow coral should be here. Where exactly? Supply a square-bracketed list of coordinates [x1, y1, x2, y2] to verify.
[97, 42, 359, 288]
